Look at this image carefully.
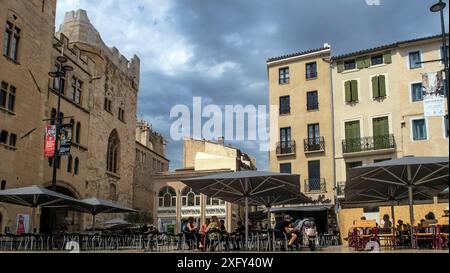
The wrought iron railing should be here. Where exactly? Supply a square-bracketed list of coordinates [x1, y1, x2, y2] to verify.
[276, 141, 296, 155]
[304, 178, 327, 193]
[342, 134, 395, 154]
[304, 137, 325, 152]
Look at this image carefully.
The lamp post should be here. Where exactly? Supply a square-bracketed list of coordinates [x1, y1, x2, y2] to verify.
[48, 55, 73, 191]
[430, 0, 449, 135]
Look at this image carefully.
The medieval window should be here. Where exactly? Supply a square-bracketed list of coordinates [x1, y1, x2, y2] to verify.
[106, 130, 120, 173]
[0, 130, 8, 144]
[3, 21, 20, 61]
[0, 180, 5, 190]
[9, 133, 16, 147]
[74, 157, 79, 175]
[70, 77, 82, 104]
[75, 122, 81, 144]
[104, 88, 112, 113]
[108, 184, 117, 201]
[0, 81, 15, 112]
[118, 102, 125, 122]
[67, 155, 73, 173]
[158, 186, 176, 207]
[181, 187, 200, 207]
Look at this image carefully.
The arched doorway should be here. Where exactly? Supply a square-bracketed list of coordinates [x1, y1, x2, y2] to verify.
[39, 186, 82, 234]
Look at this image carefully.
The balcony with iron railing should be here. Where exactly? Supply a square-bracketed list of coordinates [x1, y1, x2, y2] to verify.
[276, 141, 296, 156]
[342, 134, 396, 156]
[336, 181, 346, 199]
[304, 178, 327, 194]
[304, 137, 325, 153]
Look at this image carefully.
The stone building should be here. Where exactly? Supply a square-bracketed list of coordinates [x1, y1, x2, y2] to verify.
[133, 119, 169, 223]
[0, 3, 142, 233]
[152, 138, 256, 234]
[55, 9, 141, 230]
[0, 0, 57, 234]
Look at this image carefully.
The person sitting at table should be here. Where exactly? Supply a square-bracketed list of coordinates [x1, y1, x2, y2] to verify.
[232, 220, 245, 250]
[275, 215, 298, 250]
[184, 217, 199, 250]
[206, 216, 221, 251]
[396, 220, 410, 246]
[199, 218, 210, 250]
[382, 214, 392, 229]
[425, 212, 437, 225]
[219, 219, 230, 251]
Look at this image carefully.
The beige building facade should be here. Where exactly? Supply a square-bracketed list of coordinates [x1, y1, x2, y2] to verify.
[332, 35, 449, 240]
[267, 45, 337, 233]
[152, 138, 256, 234]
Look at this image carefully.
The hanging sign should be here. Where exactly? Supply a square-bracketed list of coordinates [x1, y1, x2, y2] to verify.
[59, 124, 73, 156]
[44, 125, 56, 158]
[422, 72, 446, 117]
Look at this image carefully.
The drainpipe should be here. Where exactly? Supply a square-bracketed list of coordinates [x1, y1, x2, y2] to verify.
[326, 53, 340, 240]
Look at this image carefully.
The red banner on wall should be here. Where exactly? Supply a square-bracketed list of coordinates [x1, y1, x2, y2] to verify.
[44, 125, 56, 158]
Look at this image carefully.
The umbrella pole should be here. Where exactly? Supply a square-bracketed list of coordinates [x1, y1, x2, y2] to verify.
[31, 207, 36, 234]
[245, 196, 249, 251]
[93, 214, 96, 232]
[390, 202, 395, 228]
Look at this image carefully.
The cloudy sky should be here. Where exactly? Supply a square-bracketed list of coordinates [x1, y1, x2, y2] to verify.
[56, 0, 448, 171]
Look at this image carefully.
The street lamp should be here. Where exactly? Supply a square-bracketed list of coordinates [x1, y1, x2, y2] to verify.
[48, 55, 73, 191]
[430, 0, 449, 135]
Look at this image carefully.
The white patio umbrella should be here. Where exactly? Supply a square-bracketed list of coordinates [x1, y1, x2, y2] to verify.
[181, 171, 306, 249]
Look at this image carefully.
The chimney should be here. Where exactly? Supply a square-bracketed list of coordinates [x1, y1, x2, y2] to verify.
[218, 137, 225, 146]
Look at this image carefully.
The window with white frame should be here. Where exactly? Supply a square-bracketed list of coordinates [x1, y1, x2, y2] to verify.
[411, 118, 427, 141]
[158, 186, 177, 207]
[181, 187, 200, 207]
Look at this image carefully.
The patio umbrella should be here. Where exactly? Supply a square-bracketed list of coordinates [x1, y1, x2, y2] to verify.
[0, 186, 86, 233]
[344, 185, 439, 226]
[181, 171, 307, 248]
[345, 156, 449, 227]
[78, 198, 138, 231]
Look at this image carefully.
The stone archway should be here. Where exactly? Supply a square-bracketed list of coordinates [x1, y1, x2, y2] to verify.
[39, 185, 83, 234]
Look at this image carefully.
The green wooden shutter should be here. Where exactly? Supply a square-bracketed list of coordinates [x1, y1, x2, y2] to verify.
[379, 75, 386, 97]
[373, 117, 389, 149]
[345, 81, 351, 102]
[383, 51, 392, 64]
[364, 56, 371, 68]
[345, 121, 361, 152]
[337, 61, 344, 73]
[351, 80, 358, 102]
[372, 76, 380, 98]
[357, 58, 365, 69]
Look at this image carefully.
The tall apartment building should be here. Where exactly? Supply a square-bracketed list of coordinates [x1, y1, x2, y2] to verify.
[152, 138, 256, 234]
[266, 45, 337, 232]
[332, 35, 449, 236]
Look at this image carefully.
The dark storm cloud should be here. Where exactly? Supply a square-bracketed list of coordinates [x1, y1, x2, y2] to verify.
[135, 0, 448, 170]
[56, 0, 449, 171]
